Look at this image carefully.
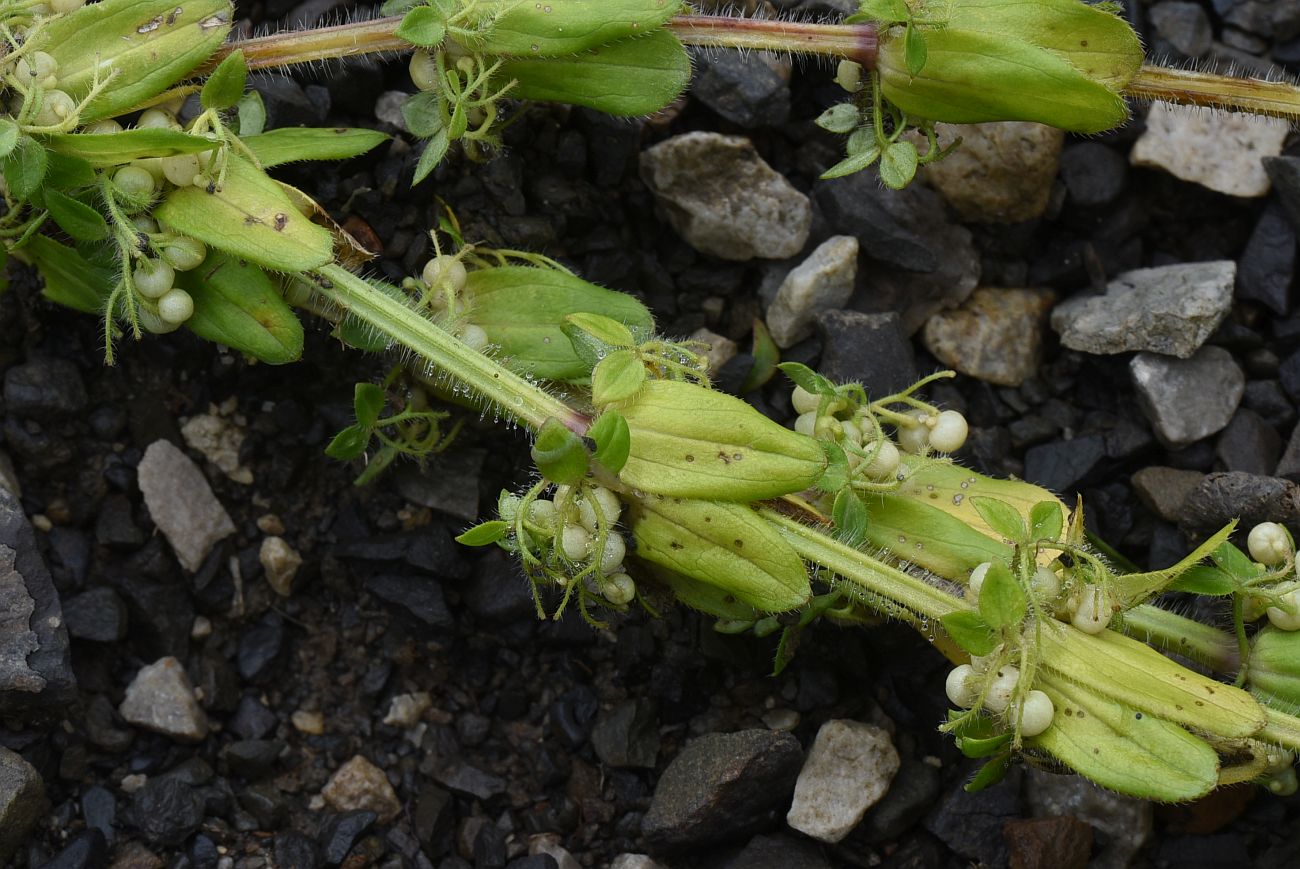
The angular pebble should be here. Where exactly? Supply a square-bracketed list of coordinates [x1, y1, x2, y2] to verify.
[591, 698, 660, 769]
[816, 310, 918, 398]
[2, 358, 87, 420]
[692, 52, 790, 129]
[1179, 472, 1300, 537]
[119, 657, 209, 742]
[180, 413, 253, 484]
[0, 487, 75, 717]
[0, 746, 44, 861]
[137, 440, 236, 572]
[1051, 261, 1234, 358]
[1237, 203, 1295, 316]
[766, 236, 858, 348]
[1131, 103, 1287, 197]
[1130, 347, 1245, 447]
[322, 755, 402, 823]
[922, 288, 1055, 386]
[1003, 816, 1093, 869]
[1131, 467, 1207, 522]
[786, 720, 899, 844]
[640, 132, 810, 261]
[63, 587, 128, 643]
[919, 122, 1064, 223]
[642, 730, 802, 850]
[260, 536, 303, 597]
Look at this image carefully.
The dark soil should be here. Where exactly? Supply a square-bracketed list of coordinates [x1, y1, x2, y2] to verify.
[5, 1, 1300, 868]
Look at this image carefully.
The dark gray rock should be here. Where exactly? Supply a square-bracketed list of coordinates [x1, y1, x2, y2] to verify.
[364, 574, 453, 630]
[84, 694, 133, 752]
[1279, 349, 1300, 404]
[36, 829, 106, 869]
[816, 310, 918, 399]
[3, 358, 87, 419]
[94, 495, 145, 549]
[1215, 408, 1282, 475]
[1265, 156, 1300, 231]
[319, 810, 376, 866]
[855, 756, 942, 843]
[813, 175, 978, 334]
[506, 857, 558, 869]
[0, 747, 45, 861]
[725, 833, 830, 869]
[1023, 434, 1106, 496]
[1243, 380, 1294, 429]
[414, 783, 454, 848]
[1150, 1, 1213, 55]
[1237, 203, 1295, 316]
[256, 73, 328, 129]
[473, 821, 507, 869]
[462, 551, 535, 623]
[1058, 142, 1128, 207]
[642, 730, 803, 851]
[81, 785, 116, 848]
[433, 761, 507, 800]
[592, 698, 660, 769]
[274, 831, 319, 869]
[230, 695, 279, 741]
[0, 487, 75, 717]
[1179, 472, 1300, 537]
[237, 613, 285, 682]
[62, 587, 128, 643]
[222, 740, 284, 780]
[551, 685, 598, 749]
[923, 765, 1022, 866]
[113, 571, 194, 659]
[1131, 347, 1245, 447]
[693, 53, 790, 129]
[131, 776, 204, 847]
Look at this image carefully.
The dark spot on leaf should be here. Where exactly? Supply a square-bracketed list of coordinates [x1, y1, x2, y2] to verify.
[685, 454, 694, 462]
[243, 215, 262, 226]
[1134, 712, 1142, 720]
[733, 539, 743, 548]
[670, 541, 683, 550]
[273, 213, 289, 231]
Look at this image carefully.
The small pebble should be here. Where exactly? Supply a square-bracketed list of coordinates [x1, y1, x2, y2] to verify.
[291, 710, 325, 735]
[259, 536, 303, 597]
[321, 755, 402, 824]
[383, 692, 432, 728]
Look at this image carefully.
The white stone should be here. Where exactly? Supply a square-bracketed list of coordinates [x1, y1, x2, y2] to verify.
[610, 856, 667, 869]
[137, 440, 236, 572]
[786, 719, 900, 843]
[529, 833, 581, 869]
[0, 450, 20, 497]
[119, 657, 209, 743]
[383, 691, 432, 728]
[322, 755, 402, 823]
[259, 536, 302, 597]
[689, 328, 739, 377]
[766, 236, 859, 348]
[1131, 103, 1287, 197]
[181, 413, 253, 484]
[375, 90, 409, 131]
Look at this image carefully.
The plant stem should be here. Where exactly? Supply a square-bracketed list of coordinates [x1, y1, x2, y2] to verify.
[311, 264, 588, 434]
[1122, 604, 1241, 673]
[1126, 64, 1300, 122]
[1261, 706, 1300, 753]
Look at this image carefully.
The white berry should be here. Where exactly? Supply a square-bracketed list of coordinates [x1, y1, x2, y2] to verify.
[132, 259, 174, 299]
[409, 51, 439, 91]
[791, 385, 820, 415]
[598, 534, 626, 575]
[896, 411, 931, 454]
[459, 323, 489, 352]
[1267, 589, 1300, 631]
[161, 153, 202, 187]
[986, 666, 1019, 714]
[1017, 690, 1055, 737]
[591, 487, 622, 527]
[161, 236, 206, 271]
[1071, 585, 1112, 634]
[16, 52, 57, 88]
[137, 108, 180, 130]
[945, 663, 977, 708]
[423, 255, 468, 293]
[157, 288, 194, 325]
[1248, 522, 1292, 567]
[560, 524, 590, 561]
[928, 410, 969, 453]
[1031, 565, 1061, 602]
[967, 562, 991, 602]
[604, 572, 636, 605]
[32, 89, 76, 126]
[863, 440, 900, 480]
[113, 165, 157, 199]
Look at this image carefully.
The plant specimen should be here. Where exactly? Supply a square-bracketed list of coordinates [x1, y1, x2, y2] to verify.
[7, 0, 1300, 804]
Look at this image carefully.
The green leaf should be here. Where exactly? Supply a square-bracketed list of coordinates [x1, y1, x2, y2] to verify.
[815, 103, 860, 134]
[816, 440, 851, 494]
[965, 752, 1012, 793]
[977, 561, 1027, 629]
[44, 152, 96, 190]
[857, 0, 910, 23]
[469, 267, 653, 382]
[0, 119, 19, 159]
[832, 489, 869, 547]
[237, 90, 267, 136]
[1112, 522, 1237, 606]
[176, 253, 305, 363]
[202, 48, 247, 111]
[1211, 540, 1265, 581]
[531, 417, 589, 485]
[957, 730, 1013, 759]
[25, 234, 114, 313]
[412, 129, 450, 184]
[777, 361, 837, 397]
[456, 520, 509, 546]
[739, 318, 779, 394]
[496, 28, 690, 117]
[44, 189, 108, 242]
[1166, 565, 1237, 597]
[820, 145, 881, 180]
[155, 155, 334, 273]
[3, 137, 47, 200]
[565, 311, 637, 349]
[396, 5, 446, 46]
[472, 0, 682, 57]
[402, 91, 446, 139]
[904, 24, 928, 76]
[591, 349, 647, 406]
[354, 444, 399, 486]
[939, 611, 997, 656]
[879, 140, 919, 189]
[1029, 500, 1063, 543]
[970, 496, 1027, 543]
[353, 383, 386, 428]
[46, 129, 217, 166]
[241, 127, 390, 168]
[326, 424, 370, 460]
[379, 0, 420, 14]
[589, 411, 631, 474]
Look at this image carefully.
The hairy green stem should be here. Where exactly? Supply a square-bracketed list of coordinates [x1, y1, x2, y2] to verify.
[311, 264, 587, 434]
[1122, 604, 1241, 673]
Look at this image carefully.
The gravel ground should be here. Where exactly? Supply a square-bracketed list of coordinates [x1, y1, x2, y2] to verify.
[6, 0, 1300, 867]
